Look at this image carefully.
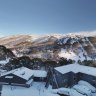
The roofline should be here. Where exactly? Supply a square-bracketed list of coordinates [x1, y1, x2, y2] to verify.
[55, 64, 96, 76]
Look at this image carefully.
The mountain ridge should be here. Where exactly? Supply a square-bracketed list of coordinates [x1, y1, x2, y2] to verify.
[0, 32, 95, 61]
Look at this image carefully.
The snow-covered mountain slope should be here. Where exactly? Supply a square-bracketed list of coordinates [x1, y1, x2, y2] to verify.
[0, 45, 15, 65]
[0, 32, 95, 61]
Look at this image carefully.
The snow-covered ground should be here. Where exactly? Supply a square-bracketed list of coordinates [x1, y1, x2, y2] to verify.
[58, 49, 78, 60]
[1, 76, 96, 96]
[58, 48, 84, 61]
[1, 82, 59, 96]
[58, 48, 91, 62]
[0, 59, 10, 65]
[52, 83, 96, 96]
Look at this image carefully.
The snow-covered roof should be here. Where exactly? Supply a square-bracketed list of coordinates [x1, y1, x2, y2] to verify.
[1, 67, 47, 80]
[33, 70, 47, 78]
[55, 64, 96, 76]
[13, 67, 33, 80]
[1, 67, 34, 80]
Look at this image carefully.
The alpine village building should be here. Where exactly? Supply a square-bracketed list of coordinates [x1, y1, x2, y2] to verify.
[0, 64, 96, 89]
[47, 64, 96, 89]
[0, 67, 47, 88]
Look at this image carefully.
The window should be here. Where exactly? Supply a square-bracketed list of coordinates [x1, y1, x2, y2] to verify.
[5, 76, 13, 79]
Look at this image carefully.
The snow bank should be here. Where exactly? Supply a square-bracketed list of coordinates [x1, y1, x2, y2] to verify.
[52, 88, 70, 95]
[73, 85, 92, 96]
[70, 89, 86, 96]
[78, 80, 96, 93]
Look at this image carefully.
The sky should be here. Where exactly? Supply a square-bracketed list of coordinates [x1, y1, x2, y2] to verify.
[0, 0, 96, 36]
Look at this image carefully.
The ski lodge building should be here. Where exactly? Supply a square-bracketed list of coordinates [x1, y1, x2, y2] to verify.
[1, 64, 96, 89]
[49, 64, 96, 89]
[0, 67, 47, 88]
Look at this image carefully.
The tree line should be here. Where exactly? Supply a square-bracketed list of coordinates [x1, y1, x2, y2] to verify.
[4, 56, 75, 71]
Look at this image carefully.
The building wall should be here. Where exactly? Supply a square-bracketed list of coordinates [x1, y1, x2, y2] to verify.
[68, 72, 78, 87]
[51, 70, 71, 89]
[77, 73, 96, 87]
[51, 69, 80, 89]
[51, 70, 96, 89]
[34, 77, 46, 82]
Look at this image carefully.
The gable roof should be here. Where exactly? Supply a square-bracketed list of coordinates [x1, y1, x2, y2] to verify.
[1, 67, 47, 80]
[1, 67, 34, 80]
[55, 64, 96, 76]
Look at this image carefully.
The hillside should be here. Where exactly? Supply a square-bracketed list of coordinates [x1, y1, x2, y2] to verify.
[0, 32, 96, 61]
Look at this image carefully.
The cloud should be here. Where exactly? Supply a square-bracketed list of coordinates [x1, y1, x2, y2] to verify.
[0, 33, 5, 37]
[67, 30, 96, 37]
